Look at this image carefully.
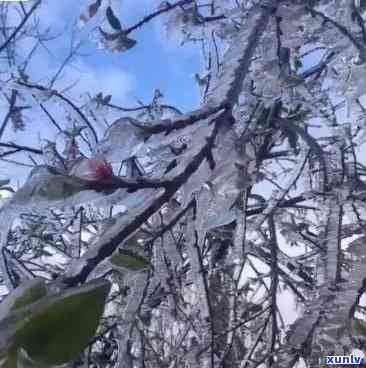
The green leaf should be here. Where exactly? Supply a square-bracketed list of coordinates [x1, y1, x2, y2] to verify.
[16, 279, 110, 365]
[0, 279, 111, 366]
[111, 249, 149, 271]
[0, 279, 47, 367]
[0, 347, 17, 368]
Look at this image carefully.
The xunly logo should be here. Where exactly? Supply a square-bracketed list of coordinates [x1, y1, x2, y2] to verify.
[320, 354, 364, 365]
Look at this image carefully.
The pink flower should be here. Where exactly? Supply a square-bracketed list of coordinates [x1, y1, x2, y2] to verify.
[69, 157, 114, 182]
[88, 158, 114, 182]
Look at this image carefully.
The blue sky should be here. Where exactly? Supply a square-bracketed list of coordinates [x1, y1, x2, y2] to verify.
[31, 0, 202, 111]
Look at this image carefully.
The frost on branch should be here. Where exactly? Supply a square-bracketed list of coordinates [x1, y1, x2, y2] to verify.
[6, 0, 366, 366]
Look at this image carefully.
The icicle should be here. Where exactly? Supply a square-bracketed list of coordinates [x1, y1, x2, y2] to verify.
[0, 212, 17, 292]
[322, 198, 342, 284]
[253, 147, 310, 230]
[114, 272, 147, 368]
[153, 238, 170, 292]
[185, 210, 210, 321]
[161, 199, 183, 269]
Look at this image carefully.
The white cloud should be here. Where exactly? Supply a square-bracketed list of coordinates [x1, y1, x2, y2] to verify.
[68, 61, 137, 102]
[36, 0, 80, 30]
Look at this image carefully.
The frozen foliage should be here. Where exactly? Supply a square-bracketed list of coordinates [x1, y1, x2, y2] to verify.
[3, 0, 366, 367]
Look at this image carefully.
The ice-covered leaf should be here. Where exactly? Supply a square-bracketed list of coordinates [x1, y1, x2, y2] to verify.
[98, 28, 137, 53]
[204, 207, 238, 230]
[102, 94, 112, 105]
[350, 318, 366, 339]
[164, 3, 204, 33]
[79, 0, 103, 28]
[10, 109, 24, 132]
[121, 230, 151, 249]
[12, 166, 87, 204]
[106, 6, 122, 30]
[95, 117, 146, 162]
[111, 249, 149, 271]
[347, 236, 366, 258]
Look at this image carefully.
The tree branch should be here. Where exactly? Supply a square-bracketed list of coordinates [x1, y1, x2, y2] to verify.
[125, 0, 194, 34]
[59, 111, 226, 286]
[0, 0, 41, 54]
